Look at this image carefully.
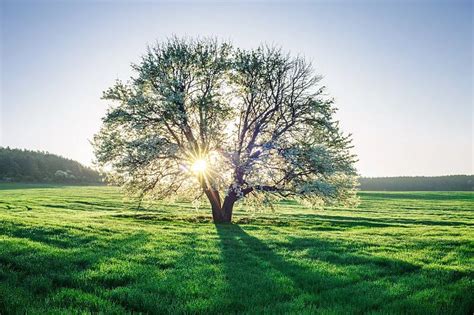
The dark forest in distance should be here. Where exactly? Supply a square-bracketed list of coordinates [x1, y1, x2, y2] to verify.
[359, 175, 472, 191]
[0, 147, 102, 184]
[0, 147, 471, 191]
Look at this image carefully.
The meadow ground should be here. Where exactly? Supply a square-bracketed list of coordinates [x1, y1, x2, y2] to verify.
[0, 184, 473, 314]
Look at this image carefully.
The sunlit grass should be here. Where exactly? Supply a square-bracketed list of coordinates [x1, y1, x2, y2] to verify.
[0, 184, 472, 314]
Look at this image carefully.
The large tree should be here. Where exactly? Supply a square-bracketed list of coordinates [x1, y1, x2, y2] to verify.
[94, 37, 357, 223]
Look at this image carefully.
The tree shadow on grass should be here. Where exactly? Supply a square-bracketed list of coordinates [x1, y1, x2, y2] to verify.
[1, 220, 471, 314]
[214, 223, 427, 313]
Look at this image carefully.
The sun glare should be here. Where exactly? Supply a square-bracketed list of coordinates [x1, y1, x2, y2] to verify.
[191, 159, 207, 174]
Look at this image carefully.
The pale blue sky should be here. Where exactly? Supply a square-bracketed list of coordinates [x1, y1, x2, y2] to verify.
[1, 0, 472, 176]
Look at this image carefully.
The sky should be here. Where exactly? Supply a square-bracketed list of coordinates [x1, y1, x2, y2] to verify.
[0, 0, 472, 177]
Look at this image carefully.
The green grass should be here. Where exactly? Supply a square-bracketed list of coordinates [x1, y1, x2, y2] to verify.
[0, 184, 473, 314]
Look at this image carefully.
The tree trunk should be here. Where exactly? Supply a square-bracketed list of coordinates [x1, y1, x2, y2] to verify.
[204, 188, 236, 223]
[203, 188, 224, 223]
[221, 194, 236, 223]
[211, 202, 225, 223]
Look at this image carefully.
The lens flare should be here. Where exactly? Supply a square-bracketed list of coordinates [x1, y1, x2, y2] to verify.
[191, 159, 207, 174]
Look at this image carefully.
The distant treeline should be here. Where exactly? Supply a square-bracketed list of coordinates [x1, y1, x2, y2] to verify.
[0, 147, 103, 184]
[359, 175, 473, 191]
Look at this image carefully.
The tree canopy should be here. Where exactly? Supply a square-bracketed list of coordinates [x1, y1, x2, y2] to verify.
[94, 37, 357, 222]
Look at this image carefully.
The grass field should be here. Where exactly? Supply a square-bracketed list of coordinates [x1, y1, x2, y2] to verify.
[0, 184, 473, 314]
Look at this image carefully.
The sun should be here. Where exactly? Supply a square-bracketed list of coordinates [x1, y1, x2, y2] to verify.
[191, 159, 207, 174]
